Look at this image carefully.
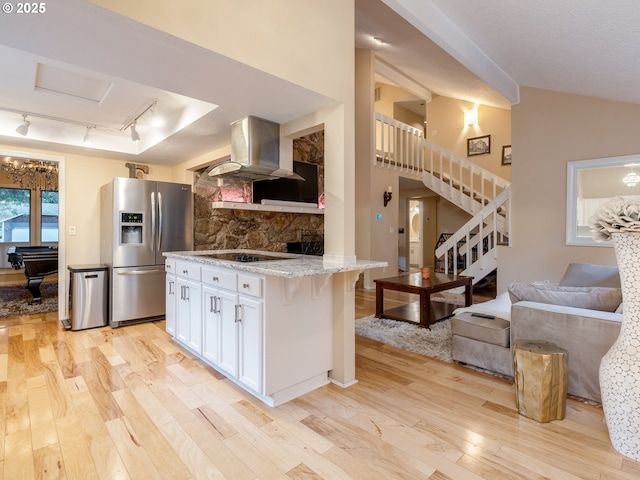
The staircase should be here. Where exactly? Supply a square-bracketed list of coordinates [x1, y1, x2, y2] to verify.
[373, 112, 511, 284]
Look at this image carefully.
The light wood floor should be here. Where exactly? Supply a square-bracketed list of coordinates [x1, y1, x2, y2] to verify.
[0, 290, 638, 479]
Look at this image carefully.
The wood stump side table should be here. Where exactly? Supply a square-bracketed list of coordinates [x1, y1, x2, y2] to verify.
[513, 339, 568, 423]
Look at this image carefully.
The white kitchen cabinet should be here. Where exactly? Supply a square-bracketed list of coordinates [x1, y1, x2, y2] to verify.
[203, 269, 264, 393]
[176, 276, 202, 353]
[174, 260, 202, 354]
[165, 260, 176, 336]
[165, 256, 333, 406]
[236, 295, 263, 393]
[202, 285, 235, 366]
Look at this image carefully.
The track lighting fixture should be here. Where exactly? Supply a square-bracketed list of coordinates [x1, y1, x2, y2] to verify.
[130, 121, 140, 141]
[83, 126, 94, 146]
[150, 102, 164, 127]
[16, 114, 30, 136]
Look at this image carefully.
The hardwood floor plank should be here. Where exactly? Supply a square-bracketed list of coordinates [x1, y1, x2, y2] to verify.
[55, 414, 100, 480]
[70, 344, 126, 424]
[0, 383, 6, 462]
[26, 375, 58, 450]
[300, 414, 440, 480]
[321, 445, 408, 480]
[105, 417, 164, 480]
[286, 463, 323, 479]
[33, 444, 66, 480]
[68, 390, 131, 480]
[4, 429, 35, 480]
[0, 354, 7, 383]
[157, 420, 227, 479]
[112, 388, 192, 480]
[222, 433, 290, 480]
[192, 404, 239, 440]
[181, 418, 255, 480]
[5, 363, 29, 435]
[119, 373, 175, 427]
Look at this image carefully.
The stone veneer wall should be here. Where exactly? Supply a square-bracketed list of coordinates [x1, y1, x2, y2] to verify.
[194, 131, 324, 253]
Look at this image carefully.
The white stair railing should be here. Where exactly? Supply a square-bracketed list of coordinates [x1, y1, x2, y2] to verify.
[434, 189, 510, 283]
[373, 112, 512, 283]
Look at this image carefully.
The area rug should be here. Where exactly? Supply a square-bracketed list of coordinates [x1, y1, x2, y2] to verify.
[355, 315, 453, 363]
[0, 283, 58, 318]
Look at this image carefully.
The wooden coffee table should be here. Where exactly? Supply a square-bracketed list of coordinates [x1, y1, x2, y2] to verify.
[374, 272, 473, 328]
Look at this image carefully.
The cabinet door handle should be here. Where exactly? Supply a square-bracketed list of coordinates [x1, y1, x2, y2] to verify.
[169, 281, 174, 295]
[235, 304, 242, 323]
[214, 296, 220, 313]
[183, 286, 189, 301]
[209, 295, 215, 313]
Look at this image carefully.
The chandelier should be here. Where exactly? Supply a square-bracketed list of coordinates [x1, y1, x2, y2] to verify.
[0, 157, 59, 191]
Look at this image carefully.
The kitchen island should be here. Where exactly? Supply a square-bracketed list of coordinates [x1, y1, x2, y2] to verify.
[164, 249, 385, 406]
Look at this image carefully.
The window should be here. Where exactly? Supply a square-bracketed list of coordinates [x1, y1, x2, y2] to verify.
[41, 190, 59, 242]
[0, 187, 30, 243]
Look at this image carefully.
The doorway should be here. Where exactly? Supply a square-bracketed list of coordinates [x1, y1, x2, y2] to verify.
[408, 197, 438, 269]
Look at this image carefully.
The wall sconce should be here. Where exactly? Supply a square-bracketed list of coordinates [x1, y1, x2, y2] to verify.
[464, 108, 478, 127]
[383, 186, 393, 207]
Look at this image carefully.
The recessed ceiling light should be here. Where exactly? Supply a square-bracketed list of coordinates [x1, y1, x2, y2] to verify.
[373, 36, 386, 45]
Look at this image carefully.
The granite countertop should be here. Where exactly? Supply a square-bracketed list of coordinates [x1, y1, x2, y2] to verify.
[163, 249, 387, 278]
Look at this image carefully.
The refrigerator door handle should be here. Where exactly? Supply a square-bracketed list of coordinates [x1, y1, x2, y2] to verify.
[157, 191, 163, 252]
[116, 269, 165, 276]
[151, 190, 157, 254]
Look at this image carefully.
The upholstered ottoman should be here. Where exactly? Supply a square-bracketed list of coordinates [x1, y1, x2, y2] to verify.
[451, 312, 513, 376]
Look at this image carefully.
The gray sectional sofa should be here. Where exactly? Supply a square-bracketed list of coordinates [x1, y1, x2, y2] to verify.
[451, 263, 624, 403]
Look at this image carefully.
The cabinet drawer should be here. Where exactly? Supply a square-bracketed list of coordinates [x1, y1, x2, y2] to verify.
[202, 266, 236, 290]
[238, 274, 263, 298]
[176, 260, 201, 281]
[165, 259, 176, 273]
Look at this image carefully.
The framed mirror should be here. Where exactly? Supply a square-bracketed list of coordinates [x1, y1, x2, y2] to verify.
[567, 154, 640, 246]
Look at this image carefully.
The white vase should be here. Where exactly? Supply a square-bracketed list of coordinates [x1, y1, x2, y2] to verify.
[600, 231, 640, 461]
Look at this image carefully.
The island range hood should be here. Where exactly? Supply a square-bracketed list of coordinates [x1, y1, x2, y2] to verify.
[207, 116, 304, 181]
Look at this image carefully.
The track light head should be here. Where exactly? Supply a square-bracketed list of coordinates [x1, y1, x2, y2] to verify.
[130, 121, 140, 141]
[16, 114, 30, 136]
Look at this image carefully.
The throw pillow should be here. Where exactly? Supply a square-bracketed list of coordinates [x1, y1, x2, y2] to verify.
[508, 282, 622, 312]
[453, 291, 512, 321]
[558, 262, 620, 288]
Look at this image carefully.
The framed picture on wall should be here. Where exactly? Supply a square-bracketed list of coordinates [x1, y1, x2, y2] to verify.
[467, 135, 491, 156]
[502, 145, 512, 165]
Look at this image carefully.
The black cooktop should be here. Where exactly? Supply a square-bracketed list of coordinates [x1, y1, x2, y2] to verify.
[198, 252, 294, 263]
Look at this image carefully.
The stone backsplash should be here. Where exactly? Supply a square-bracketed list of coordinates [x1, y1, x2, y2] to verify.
[194, 131, 324, 253]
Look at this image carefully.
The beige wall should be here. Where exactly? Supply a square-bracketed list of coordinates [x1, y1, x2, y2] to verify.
[427, 95, 512, 181]
[498, 87, 640, 292]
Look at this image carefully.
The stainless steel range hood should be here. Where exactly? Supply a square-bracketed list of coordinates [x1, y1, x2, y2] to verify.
[207, 116, 304, 181]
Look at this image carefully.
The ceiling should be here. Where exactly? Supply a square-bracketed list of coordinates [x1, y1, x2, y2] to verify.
[359, 0, 640, 109]
[1, 0, 639, 166]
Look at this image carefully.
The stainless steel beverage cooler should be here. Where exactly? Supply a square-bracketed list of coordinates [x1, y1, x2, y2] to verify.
[68, 265, 108, 331]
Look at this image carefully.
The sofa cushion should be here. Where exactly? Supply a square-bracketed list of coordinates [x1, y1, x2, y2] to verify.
[508, 282, 622, 312]
[559, 262, 620, 288]
[451, 312, 511, 347]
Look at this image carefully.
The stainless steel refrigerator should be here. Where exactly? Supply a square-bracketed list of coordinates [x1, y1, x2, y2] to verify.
[100, 177, 193, 327]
